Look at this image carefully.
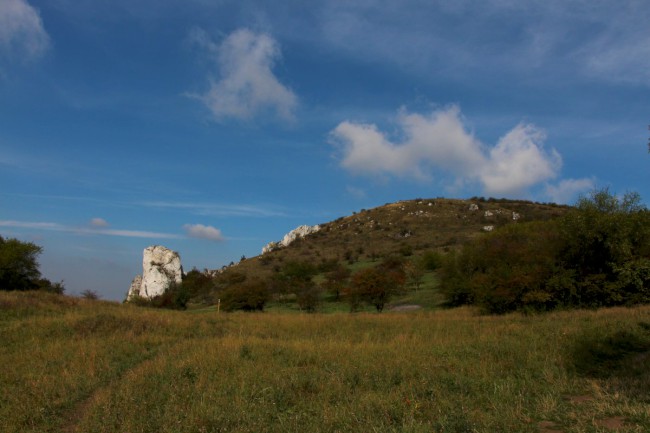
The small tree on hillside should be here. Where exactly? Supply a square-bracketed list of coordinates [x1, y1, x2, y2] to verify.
[322, 262, 351, 301]
[296, 283, 323, 313]
[404, 260, 425, 292]
[349, 266, 402, 312]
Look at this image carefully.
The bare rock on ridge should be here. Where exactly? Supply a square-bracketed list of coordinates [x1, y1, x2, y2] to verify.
[262, 224, 321, 254]
[126, 245, 183, 301]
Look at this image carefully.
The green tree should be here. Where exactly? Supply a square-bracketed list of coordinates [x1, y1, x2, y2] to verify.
[0, 236, 44, 291]
[559, 188, 650, 307]
[271, 260, 317, 295]
[404, 259, 425, 292]
[322, 262, 351, 301]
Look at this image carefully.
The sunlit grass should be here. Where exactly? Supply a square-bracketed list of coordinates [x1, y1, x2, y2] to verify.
[1, 291, 649, 432]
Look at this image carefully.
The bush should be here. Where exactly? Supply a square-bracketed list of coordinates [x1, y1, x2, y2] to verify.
[220, 279, 269, 312]
[145, 282, 190, 310]
[296, 284, 322, 313]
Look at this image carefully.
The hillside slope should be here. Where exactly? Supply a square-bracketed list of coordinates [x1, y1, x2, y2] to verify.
[170, 198, 573, 310]
[229, 197, 569, 280]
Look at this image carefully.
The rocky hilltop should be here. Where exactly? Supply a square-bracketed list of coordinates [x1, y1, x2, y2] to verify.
[126, 245, 183, 301]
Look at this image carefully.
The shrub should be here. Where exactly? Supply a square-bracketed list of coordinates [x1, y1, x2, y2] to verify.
[81, 289, 100, 300]
[296, 284, 322, 313]
[220, 279, 269, 312]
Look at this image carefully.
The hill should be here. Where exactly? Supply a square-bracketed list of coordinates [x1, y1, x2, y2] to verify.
[243, 197, 567, 270]
[179, 198, 570, 309]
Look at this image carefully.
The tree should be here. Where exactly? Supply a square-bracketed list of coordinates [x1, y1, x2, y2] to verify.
[296, 283, 323, 313]
[404, 259, 425, 292]
[322, 262, 350, 301]
[349, 265, 403, 312]
[271, 260, 317, 295]
[0, 236, 43, 291]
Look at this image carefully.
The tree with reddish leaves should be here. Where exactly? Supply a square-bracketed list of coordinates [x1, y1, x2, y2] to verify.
[349, 260, 405, 312]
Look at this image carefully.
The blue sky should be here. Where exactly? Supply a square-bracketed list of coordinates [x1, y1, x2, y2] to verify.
[1, 0, 648, 300]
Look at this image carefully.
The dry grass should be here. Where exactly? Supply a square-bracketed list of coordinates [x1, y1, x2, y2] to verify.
[1, 291, 649, 432]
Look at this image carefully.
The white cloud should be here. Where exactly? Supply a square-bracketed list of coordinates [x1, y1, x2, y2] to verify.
[331, 106, 562, 196]
[183, 224, 224, 242]
[90, 217, 109, 227]
[192, 28, 297, 121]
[545, 178, 596, 204]
[481, 124, 561, 196]
[0, 0, 49, 61]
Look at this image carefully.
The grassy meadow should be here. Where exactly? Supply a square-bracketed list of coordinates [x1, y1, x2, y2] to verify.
[1, 291, 649, 433]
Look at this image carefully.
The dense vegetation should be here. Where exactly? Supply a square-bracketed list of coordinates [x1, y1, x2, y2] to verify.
[1, 291, 649, 433]
[440, 189, 650, 314]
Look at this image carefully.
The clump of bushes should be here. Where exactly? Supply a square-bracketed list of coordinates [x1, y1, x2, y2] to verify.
[440, 189, 650, 314]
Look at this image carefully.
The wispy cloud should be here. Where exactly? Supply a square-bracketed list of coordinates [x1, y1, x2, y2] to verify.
[331, 105, 562, 197]
[312, 0, 650, 87]
[183, 224, 224, 242]
[0, 220, 182, 239]
[142, 201, 287, 217]
[0, 0, 49, 61]
[190, 27, 298, 121]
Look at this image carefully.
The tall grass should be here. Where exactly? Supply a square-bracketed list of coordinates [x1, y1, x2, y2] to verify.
[1, 291, 649, 432]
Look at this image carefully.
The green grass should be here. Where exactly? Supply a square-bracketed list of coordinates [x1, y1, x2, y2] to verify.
[2, 291, 649, 432]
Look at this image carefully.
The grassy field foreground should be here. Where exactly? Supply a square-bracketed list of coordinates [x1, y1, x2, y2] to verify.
[1, 292, 649, 433]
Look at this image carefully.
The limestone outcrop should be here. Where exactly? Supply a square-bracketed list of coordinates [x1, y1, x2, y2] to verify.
[262, 224, 321, 254]
[126, 245, 183, 301]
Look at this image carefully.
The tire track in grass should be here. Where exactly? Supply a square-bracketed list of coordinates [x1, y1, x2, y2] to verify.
[59, 343, 174, 433]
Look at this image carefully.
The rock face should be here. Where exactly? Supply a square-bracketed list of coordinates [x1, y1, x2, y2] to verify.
[262, 224, 321, 254]
[126, 245, 183, 301]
